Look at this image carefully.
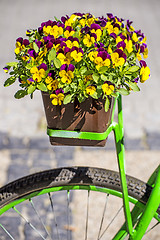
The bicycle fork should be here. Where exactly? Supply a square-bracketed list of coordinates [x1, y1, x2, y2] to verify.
[112, 95, 160, 239]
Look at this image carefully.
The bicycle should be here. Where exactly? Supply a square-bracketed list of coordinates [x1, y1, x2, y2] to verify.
[0, 94, 159, 239]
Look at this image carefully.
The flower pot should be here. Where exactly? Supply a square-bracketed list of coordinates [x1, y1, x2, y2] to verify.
[41, 92, 114, 146]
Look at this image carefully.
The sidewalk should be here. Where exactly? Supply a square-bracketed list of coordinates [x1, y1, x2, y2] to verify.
[0, 135, 160, 239]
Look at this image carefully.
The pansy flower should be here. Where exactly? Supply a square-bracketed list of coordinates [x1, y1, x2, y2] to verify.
[83, 33, 97, 47]
[102, 82, 115, 95]
[111, 49, 126, 67]
[30, 63, 47, 82]
[124, 39, 133, 53]
[59, 64, 75, 84]
[86, 85, 96, 95]
[70, 47, 83, 62]
[15, 38, 30, 54]
[94, 49, 111, 70]
[64, 26, 75, 38]
[90, 23, 102, 41]
[140, 60, 150, 83]
[50, 89, 64, 105]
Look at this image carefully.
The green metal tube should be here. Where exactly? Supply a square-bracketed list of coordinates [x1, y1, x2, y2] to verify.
[113, 95, 134, 236]
[131, 168, 160, 240]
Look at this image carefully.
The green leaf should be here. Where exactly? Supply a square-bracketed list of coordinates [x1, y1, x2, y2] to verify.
[92, 73, 99, 83]
[6, 62, 18, 67]
[84, 70, 94, 76]
[91, 91, 98, 99]
[4, 77, 16, 87]
[128, 82, 140, 92]
[63, 94, 72, 104]
[101, 74, 108, 81]
[27, 85, 36, 94]
[128, 65, 140, 73]
[80, 66, 87, 75]
[37, 83, 48, 92]
[98, 66, 108, 74]
[117, 88, 130, 96]
[54, 58, 61, 68]
[14, 90, 27, 99]
[104, 97, 110, 112]
[48, 48, 56, 62]
[33, 42, 39, 53]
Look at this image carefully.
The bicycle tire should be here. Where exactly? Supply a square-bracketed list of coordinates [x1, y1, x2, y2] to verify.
[0, 166, 159, 240]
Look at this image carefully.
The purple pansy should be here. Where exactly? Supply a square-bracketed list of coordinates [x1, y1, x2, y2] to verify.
[98, 50, 111, 60]
[117, 41, 126, 49]
[110, 33, 117, 39]
[91, 23, 101, 30]
[55, 89, 64, 95]
[28, 49, 38, 58]
[35, 40, 43, 48]
[27, 78, 34, 83]
[81, 26, 90, 34]
[60, 64, 75, 72]
[115, 49, 127, 61]
[39, 63, 48, 71]
[140, 60, 147, 68]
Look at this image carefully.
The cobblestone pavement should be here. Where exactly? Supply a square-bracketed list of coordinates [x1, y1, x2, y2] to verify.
[0, 134, 160, 239]
[0, 0, 160, 239]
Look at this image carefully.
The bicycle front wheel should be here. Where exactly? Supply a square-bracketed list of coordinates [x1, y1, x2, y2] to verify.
[0, 166, 159, 239]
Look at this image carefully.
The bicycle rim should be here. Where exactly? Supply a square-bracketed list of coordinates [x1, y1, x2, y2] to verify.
[0, 166, 159, 239]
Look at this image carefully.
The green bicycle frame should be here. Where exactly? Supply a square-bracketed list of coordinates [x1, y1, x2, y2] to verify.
[47, 94, 160, 239]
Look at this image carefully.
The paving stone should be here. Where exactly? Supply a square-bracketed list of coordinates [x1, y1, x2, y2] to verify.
[0, 216, 21, 239]
[146, 132, 160, 150]
[10, 151, 30, 163]
[7, 163, 30, 182]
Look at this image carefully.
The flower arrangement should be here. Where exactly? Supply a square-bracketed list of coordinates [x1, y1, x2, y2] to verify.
[3, 12, 150, 111]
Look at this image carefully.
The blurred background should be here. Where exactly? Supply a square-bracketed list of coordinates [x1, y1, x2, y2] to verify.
[0, 0, 160, 140]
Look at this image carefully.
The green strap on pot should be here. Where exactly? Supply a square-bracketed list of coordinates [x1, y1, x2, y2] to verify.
[47, 122, 116, 141]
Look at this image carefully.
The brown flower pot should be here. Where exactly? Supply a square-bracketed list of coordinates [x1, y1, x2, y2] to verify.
[41, 92, 114, 147]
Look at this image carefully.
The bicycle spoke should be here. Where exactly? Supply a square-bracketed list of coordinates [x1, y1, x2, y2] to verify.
[0, 223, 15, 240]
[66, 190, 71, 240]
[99, 205, 123, 239]
[12, 206, 46, 239]
[29, 198, 52, 239]
[97, 193, 109, 240]
[85, 190, 90, 240]
[48, 192, 61, 240]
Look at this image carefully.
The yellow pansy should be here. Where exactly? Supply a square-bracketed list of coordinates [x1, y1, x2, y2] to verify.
[50, 93, 64, 105]
[45, 77, 59, 91]
[59, 70, 74, 84]
[86, 86, 96, 95]
[30, 67, 45, 82]
[15, 42, 25, 54]
[102, 83, 114, 95]
[137, 52, 142, 61]
[132, 32, 138, 42]
[57, 53, 71, 65]
[124, 39, 133, 53]
[43, 26, 52, 36]
[66, 40, 79, 49]
[64, 30, 75, 38]
[65, 14, 79, 27]
[140, 66, 150, 83]
[94, 57, 110, 70]
[111, 52, 125, 67]
[143, 48, 148, 59]
[83, 34, 95, 47]
[91, 29, 102, 41]
[88, 51, 98, 61]
[70, 50, 83, 62]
